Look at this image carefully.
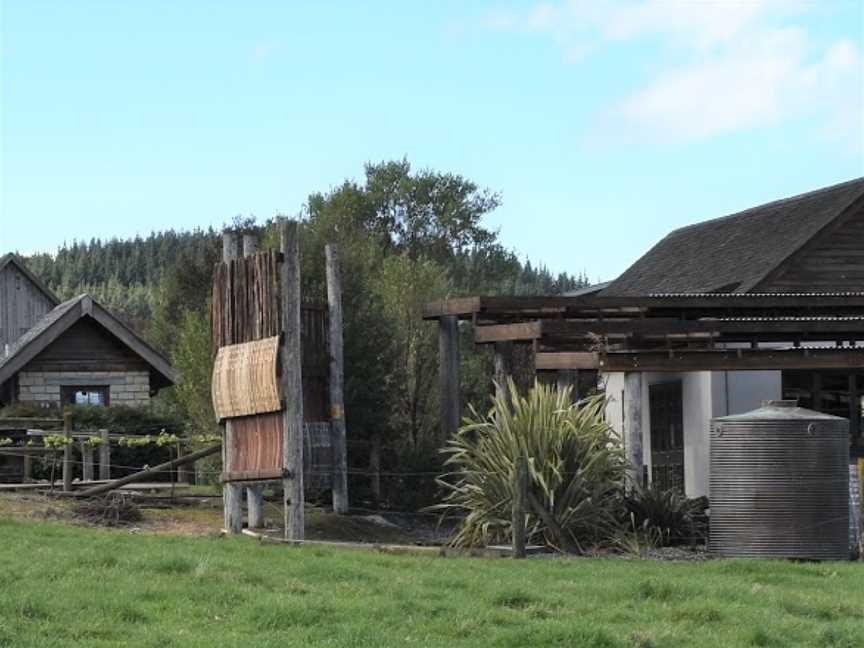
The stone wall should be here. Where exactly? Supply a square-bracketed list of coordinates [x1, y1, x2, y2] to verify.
[17, 370, 151, 407]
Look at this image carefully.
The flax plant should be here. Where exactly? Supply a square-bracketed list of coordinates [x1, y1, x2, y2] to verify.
[433, 379, 627, 552]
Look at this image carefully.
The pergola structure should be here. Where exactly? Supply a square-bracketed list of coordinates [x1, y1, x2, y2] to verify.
[424, 292, 864, 483]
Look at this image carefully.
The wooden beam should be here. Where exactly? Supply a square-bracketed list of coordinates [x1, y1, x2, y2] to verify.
[439, 315, 461, 440]
[423, 297, 481, 320]
[326, 243, 349, 514]
[624, 372, 644, 489]
[475, 322, 542, 344]
[535, 352, 600, 370]
[74, 444, 221, 498]
[598, 348, 864, 372]
[280, 220, 305, 541]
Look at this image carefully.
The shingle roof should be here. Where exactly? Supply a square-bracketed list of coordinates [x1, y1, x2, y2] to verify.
[602, 178, 864, 297]
[0, 294, 176, 388]
[0, 296, 81, 366]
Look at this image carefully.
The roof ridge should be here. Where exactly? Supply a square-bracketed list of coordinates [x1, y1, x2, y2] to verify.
[669, 176, 864, 236]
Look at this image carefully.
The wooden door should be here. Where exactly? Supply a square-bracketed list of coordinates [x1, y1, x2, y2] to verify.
[649, 381, 685, 492]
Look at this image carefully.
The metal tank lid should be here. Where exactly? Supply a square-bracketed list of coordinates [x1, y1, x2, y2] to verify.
[714, 399, 847, 422]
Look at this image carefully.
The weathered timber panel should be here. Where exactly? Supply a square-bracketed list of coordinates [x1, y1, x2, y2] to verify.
[212, 336, 281, 420]
[211, 251, 329, 421]
[0, 263, 55, 352]
[225, 414, 332, 490]
[758, 206, 864, 292]
[24, 319, 149, 373]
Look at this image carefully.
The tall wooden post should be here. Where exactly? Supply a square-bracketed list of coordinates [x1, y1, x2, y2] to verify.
[493, 341, 513, 401]
[325, 244, 349, 514]
[80, 441, 94, 482]
[241, 233, 265, 527]
[281, 220, 305, 540]
[439, 315, 460, 440]
[98, 429, 111, 480]
[221, 232, 244, 534]
[512, 451, 528, 559]
[62, 411, 73, 492]
[625, 372, 644, 490]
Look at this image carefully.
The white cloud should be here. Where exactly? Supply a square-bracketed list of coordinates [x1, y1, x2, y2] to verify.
[479, 1, 862, 146]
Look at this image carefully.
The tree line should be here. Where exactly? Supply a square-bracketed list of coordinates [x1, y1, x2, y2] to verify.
[25, 160, 589, 506]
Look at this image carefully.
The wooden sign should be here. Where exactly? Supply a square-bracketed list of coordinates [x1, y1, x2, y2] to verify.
[212, 336, 281, 420]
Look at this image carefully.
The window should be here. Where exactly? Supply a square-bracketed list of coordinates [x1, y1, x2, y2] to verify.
[61, 386, 109, 407]
[649, 381, 684, 491]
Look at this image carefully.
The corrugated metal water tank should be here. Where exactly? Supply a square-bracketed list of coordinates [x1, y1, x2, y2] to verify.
[709, 400, 849, 560]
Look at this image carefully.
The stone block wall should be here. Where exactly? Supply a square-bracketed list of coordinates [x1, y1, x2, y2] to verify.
[17, 371, 151, 407]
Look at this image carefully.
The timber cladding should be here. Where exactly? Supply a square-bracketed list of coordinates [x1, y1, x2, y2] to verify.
[211, 336, 281, 420]
[210, 251, 329, 421]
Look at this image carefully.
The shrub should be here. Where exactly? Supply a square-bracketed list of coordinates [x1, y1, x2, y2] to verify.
[624, 482, 708, 546]
[433, 379, 627, 551]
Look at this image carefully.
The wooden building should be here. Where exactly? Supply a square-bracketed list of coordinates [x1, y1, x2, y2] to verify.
[424, 177, 864, 499]
[0, 255, 175, 408]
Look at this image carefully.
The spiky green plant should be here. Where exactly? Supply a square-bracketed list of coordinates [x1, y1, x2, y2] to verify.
[432, 379, 627, 552]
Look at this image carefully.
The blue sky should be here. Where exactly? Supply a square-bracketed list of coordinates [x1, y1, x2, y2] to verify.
[1, 1, 862, 281]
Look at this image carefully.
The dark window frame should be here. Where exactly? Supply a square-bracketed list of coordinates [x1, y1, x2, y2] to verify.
[61, 385, 110, 407]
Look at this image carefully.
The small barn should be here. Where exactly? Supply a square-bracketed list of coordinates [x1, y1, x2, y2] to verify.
[0, 255, 175, 408]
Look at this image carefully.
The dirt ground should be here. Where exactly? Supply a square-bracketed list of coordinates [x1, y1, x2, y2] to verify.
[0, 490, 453, 545]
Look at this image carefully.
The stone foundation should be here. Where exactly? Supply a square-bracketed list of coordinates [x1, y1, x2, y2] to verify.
[17, 371, 151, 407]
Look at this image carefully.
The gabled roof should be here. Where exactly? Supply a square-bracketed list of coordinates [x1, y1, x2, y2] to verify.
[602, 178, 864, 296]
[0, 294, 176, 388]
[0, 253, 60, 305]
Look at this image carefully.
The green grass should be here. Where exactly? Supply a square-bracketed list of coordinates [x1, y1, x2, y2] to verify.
[1, 519, 862, 647]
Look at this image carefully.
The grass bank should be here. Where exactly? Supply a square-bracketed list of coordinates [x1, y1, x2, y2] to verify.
[0, 518, 862, 647]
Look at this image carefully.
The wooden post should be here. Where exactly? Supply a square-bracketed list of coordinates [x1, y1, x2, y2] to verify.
[221, 231, 244, 534]
[241, 232, 263, 523]
[625, 372, 644, 490]
[98, 429, 110, 480]
[242, 233, 258, 258]
[247, 484, 264, 529]
[512, 451, 528, 559]
[23, 454, 32, 483]
[223, 421, 243, 533]
[493, 341, 513, 401]
[280, 220, 305, 541]
[369, 432, 381, 504]
[849, 374, 860, 445]
[326, 244, 349, 514]
[439, 315, 460, 440]
[80, 441, 94, 482]
[62, 411, 73, 492]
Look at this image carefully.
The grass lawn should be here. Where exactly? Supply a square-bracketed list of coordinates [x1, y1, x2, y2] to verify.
[1, 518, 862, 648]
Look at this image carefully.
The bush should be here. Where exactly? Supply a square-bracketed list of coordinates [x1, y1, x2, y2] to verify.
[625, 482, 708, 546]
[433, 379, 627, 551]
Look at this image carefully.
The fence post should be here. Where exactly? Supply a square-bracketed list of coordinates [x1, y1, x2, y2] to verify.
[62, 411, 73, 492]
[80, 440, 94, 482]
[23, 454, 33, 483]
[512, 451, 528, 559]
[99, 429, 111, 480]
